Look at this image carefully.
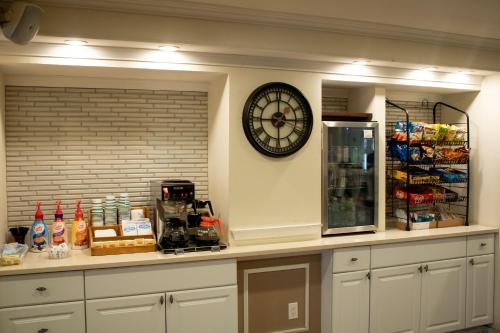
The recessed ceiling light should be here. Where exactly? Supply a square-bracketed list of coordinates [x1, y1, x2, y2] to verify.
[64, 40, 88, 46]
[159, 45, 179, 52]
[422, 66, 437, 71]
[352, 60, 369, 65]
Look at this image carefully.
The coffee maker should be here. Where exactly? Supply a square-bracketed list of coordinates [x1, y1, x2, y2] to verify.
[150, 180, 195, 248]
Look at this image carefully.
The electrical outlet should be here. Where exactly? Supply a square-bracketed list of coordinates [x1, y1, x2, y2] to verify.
[288, 302, 298, 320]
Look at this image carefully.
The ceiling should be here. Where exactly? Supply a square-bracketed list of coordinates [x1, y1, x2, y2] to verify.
[34, 0, 500, 42]
[177, 0, 500, 40]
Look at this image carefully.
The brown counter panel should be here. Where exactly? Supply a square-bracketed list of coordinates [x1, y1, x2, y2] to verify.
[237, 254, 321, 333]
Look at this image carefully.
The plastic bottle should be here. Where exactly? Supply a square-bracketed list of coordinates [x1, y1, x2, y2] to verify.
[71, 200, 89, 249]
[51, 200, 67, 246]
[30, 201, 49, 252]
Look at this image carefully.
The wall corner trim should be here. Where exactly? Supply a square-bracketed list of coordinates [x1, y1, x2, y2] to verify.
[231, 223, 321, 241]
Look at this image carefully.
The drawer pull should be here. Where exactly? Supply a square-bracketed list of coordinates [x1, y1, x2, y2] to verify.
[424, 264, 429, 272]
[470, 258, 475, 265]
[480, 242, 487, 247]
[35, 287, 47, 292]
[169, 294, 174, 304]
[351, 258, 358, 262]
[38, 329, 48, 333]
[366, 272, 371, 280]
[160, 296, 164, 305]
[418, 265, 423, 273]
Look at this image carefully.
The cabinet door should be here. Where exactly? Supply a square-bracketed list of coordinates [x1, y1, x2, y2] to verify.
[420, 258, 466, 333]
[166, 285, 237, 333]
[332, 270, 370, 333]
[0, 301, 85, 333]
[466, 254, 494, 328]
[86, 293, 165, 333]
[370, 264, 422, 333]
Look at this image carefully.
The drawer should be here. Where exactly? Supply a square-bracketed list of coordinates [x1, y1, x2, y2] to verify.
[467, 234, 494, 256]
[85, 259, 236, 299]
[371, 237, 466, 268]
[332, 247, 370, 273]
[0, 301, 85, 333]
[0, 271, 84, 308]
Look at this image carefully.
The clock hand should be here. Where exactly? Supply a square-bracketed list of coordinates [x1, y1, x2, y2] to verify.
[283, 120, 303, 129]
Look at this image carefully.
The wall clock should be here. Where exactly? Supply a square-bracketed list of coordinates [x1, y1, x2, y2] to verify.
[242, 82, 313, 157]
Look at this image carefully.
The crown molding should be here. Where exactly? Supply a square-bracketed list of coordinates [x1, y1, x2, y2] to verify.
[35, 0, 500, 52]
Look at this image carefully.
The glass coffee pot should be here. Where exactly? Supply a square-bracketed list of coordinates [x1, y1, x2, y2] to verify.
[159, 218, 189, 249]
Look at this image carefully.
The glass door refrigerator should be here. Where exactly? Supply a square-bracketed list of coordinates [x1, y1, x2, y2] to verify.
[322, 121, 379, 235]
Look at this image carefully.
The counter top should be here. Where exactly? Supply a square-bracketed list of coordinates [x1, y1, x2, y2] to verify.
[0, 225, 497, 276]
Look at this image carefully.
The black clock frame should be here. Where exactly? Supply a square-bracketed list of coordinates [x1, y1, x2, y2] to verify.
[242, 82, 313, 158]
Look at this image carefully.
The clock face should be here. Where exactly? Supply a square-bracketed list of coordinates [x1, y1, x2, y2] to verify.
[242, 82, 313, 157]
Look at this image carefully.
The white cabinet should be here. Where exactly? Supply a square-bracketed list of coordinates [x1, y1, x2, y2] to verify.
[0, 271, 84, 308]
[86, 293, 166, 333]
[166, 285, 237, 333]
[370, 264, 422, 333]
[332, 270, 370, 333]
[466, 254, 494, 327]
[420, 258, 466, 333]
[0, 301, 85, 333]
[370, 258, 468, 333]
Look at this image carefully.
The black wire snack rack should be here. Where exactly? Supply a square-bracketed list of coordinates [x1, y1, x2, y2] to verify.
[386, 100, 470, 231]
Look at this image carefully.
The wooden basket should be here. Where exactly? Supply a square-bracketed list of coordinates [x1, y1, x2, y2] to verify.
[89, 224, 156, 256]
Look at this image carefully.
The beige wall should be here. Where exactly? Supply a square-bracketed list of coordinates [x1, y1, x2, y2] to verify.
[442, 74, 500, 328]
[0, 74, 5, 244]
[227, 68, 323, 244]
[208, 75, 230, 243]
[237, 255, 321, 333]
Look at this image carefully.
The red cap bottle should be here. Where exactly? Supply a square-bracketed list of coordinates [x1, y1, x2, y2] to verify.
[35, 201, 43, 220]
[75, 200, 84, 220]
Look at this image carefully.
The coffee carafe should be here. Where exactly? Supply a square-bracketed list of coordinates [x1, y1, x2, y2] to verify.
[159, 218, 189, 249]
[192, 200, 214, 217]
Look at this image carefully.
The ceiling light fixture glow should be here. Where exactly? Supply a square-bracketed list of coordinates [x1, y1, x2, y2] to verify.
[159, 45, 179, 52]
[457, 70, 472, 75]
[352, 60, 369, 65]
[64, 40, 88, 46]
[422, 66, 437, 71]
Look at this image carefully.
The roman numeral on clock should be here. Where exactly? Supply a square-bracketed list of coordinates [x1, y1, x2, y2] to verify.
[264, 94, 272, 103]
[263, 135, 271, 145]
[254, 127, 264, 136]
[293, 128, 303, 136]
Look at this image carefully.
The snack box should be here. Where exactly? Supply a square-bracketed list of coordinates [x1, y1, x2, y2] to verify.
[389, 167, 439, 184]
[429, 168, 467, 183]
[394, 186, 433, 205]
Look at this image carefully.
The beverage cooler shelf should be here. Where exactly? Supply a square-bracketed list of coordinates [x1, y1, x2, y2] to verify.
[323, 121, 378, 235]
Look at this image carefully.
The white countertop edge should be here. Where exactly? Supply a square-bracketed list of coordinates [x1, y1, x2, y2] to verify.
[0, 225, 497, 276]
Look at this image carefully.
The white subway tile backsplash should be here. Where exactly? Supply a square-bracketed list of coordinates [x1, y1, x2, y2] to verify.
[6, 86, 208, 225]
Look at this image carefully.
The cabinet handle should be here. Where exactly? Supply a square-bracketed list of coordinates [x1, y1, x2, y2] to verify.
[351, 258, 358, 262]
[424, 264, 429, 272]
[480, 242, 487, 247]
[169, 294, 174, 304]
[38, 329, 48, 333]
[418, 265, 423, 273]
[470, 258, 475, 265]
[36, 287, 47, 292]
[160, 296, 164, 305]
[366, 272, 371, 280]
